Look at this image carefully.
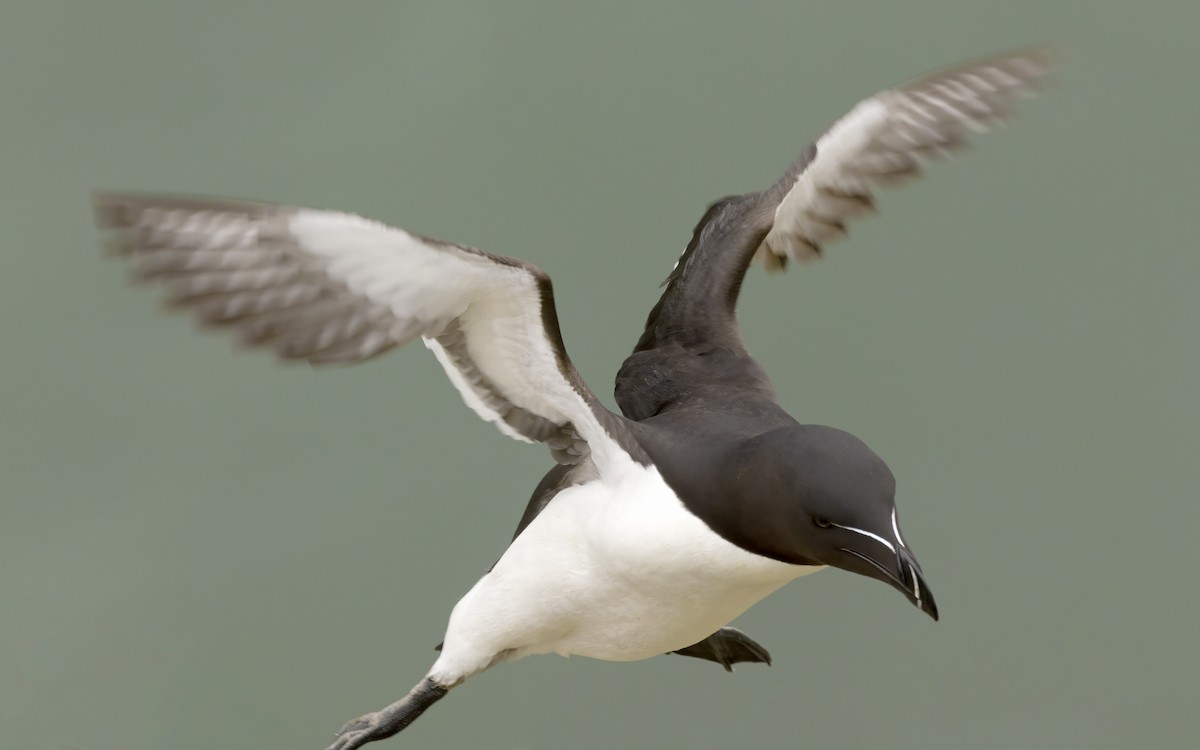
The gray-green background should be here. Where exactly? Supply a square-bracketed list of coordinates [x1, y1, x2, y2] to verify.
[3, 1, 1196, 748]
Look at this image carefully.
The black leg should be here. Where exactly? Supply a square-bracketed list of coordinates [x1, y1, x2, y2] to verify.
[327, 678, 450, 750]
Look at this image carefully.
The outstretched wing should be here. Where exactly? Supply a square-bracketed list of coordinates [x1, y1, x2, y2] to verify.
[756, 47, 1052, 269]
[95, 193, 645, 473]
[631, 47, 1051, 357]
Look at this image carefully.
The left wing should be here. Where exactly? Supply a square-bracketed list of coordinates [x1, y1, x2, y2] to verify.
[629, 47, 1052, 360]
[757, 47, 1053, 269]
[95, 193, 646, 473]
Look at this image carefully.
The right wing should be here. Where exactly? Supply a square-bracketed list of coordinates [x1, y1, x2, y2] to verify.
[95, 193, 646, 473]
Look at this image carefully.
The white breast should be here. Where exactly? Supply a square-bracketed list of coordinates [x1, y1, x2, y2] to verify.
[431, 464, 821, 684]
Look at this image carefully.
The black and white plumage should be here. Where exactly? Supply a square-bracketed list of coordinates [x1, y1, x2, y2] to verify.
[95, 48, 1050, 749]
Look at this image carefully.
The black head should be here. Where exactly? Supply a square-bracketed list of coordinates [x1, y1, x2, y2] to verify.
[729, 425, 938, 620]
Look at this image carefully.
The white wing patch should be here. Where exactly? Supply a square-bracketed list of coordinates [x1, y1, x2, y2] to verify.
[423, 336, 534, 444]
[97, 194, 634, 474]
[758, 48, 1052, 269]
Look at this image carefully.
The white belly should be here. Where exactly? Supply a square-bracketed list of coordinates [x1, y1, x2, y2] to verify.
[432, 464, 821, 683]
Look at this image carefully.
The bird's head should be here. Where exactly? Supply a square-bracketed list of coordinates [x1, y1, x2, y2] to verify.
[732, 425, 938, 620]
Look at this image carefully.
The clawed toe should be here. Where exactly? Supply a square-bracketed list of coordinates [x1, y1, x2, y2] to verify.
[323, 678, 451, 749]
[326, 714, 378, 750]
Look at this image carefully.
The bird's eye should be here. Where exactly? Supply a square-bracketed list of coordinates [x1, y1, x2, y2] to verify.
[813, 517, 833, 529]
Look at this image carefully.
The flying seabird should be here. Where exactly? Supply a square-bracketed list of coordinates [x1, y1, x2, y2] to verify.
[94, 48, 1050, 748]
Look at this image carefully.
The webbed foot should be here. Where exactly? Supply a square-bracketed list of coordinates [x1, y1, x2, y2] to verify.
[327, 678, 448, 750]
[671, 627, 772, 672]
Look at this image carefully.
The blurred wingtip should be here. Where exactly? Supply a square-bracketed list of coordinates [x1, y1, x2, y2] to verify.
[92, 190, 132, 230]
[900, 43, 1062, 96]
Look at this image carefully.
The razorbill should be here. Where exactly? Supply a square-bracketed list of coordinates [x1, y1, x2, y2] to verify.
[94, 47, 1050, 748]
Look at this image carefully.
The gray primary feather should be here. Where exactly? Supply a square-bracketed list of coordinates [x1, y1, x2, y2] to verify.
[97, 194, 406, 363]
[756, 46, 1054, 268]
